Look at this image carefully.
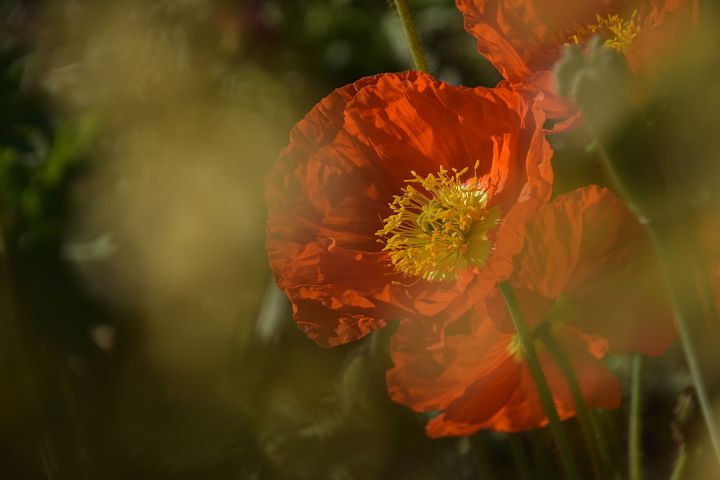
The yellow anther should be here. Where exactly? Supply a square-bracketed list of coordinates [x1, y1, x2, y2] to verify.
[376, 163, 500, 281]
[569, 9, 641, 53]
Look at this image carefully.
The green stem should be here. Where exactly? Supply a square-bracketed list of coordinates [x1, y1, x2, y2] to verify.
[529, 429, 554, 480]
[392, 0, 429, 73]
[556, 41, 720, 469]
[596, 409, 624, 473]
[0, 249, 61, 478]
[669, 445, 687, 480]
[470, 434, 495, 480]
[647, 223, 720, 465]
[498, 282, 581, 480]
[629, 354, 644, 480]
[508, 434, 532, 480]
[541, 329, 608, 480]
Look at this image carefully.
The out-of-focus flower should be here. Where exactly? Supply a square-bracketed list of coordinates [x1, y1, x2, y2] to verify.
[266, 71, 553, 347]
[387, 186, 675, 436]
[456, 0, 698, 81]
[455, 0, 698, 126]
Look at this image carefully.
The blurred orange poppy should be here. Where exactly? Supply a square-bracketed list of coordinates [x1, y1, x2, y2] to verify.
[387, 186, 675, 435]
[457, 0, 698, 81]
[455, 0, 698, 126]
[266, 71, 553, 347]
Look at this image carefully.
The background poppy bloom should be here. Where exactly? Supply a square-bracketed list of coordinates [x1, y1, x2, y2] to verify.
[387, 186, 676, 435]
[266, 71, 553, 347]
[455, 0, 698, 126]
[456, 0, 699, 82]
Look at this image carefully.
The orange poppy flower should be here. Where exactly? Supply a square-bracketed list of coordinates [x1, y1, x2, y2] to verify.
[455, 0, 698, 126]
[266, 71, 553, 347]
[387, 186, 675, 435]
[456, 0, 698, 82]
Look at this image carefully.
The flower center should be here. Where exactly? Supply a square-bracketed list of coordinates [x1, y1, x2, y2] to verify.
[569, 9, 641, 53]
[376, 163, 500, 281]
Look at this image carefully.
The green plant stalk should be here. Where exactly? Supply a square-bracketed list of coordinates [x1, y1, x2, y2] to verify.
[669, 445, 687, 480]
[470, 434, 495, 480]
[629, 354, 644, 480]
[646, 223, 720, 465]
[529, 429, 554, 479]
[509, 434, 532, 480]
[392, 0, 429, 73]
[562, 52, 720, 465]
[596, 409, 624, 472]
[541, 330, 608, 480]
[498, 282, 581, 480]
[554, 40, 720, 466]
[0, 248, 59, 478]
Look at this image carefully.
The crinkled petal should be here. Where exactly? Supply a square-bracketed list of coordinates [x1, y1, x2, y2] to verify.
[515, 186, 676, 355]
[387, 307, 510, 412]
[267, 71, 553, 347]
[455, 0, 698, 125]
[387, 304, 620, 436]
[455, 0, 609, 82]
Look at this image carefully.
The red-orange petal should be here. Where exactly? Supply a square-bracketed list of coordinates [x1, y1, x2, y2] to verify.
[515, 186, 676, 356]
[455, 0, 699, 126]
[267, 72, 553, 347]
[387, 302, 620, 436]
[455, 0, 611, 82]
[456, 0, 698, 81]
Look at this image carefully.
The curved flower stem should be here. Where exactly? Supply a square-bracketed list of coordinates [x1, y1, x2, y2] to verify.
[646, 222, 720, 465]
[554, 39, 720, 468]
[541, 329, 609, 480]
[629, 354, 644, 480]
[669, 445, 687, 480]
[392, 0, 429, 73]
[498, 282, 581, 480]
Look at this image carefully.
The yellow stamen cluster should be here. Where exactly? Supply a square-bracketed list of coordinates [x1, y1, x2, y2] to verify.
[570, 9, 641, 53]
[376, 163, 500, 281]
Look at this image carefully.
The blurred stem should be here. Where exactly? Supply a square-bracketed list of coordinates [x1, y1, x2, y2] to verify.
[367, 325, 395, 374]
[508, 434, 532, 480]
[629, 354, 644, 480]
[669, 445, 687, 480]
[541, 329, 608, 480]
[561, 44, 720, 465]
[470, 434, 494, 480]
[0, 247, 59, 478]
[596, 409, 624, 471]
[498, 282, 580, 480]
[646, 222, 720, 465]
[529, 429, 554, 479]
[254, 280, 291, 345]
[392, 0, 429, 73]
